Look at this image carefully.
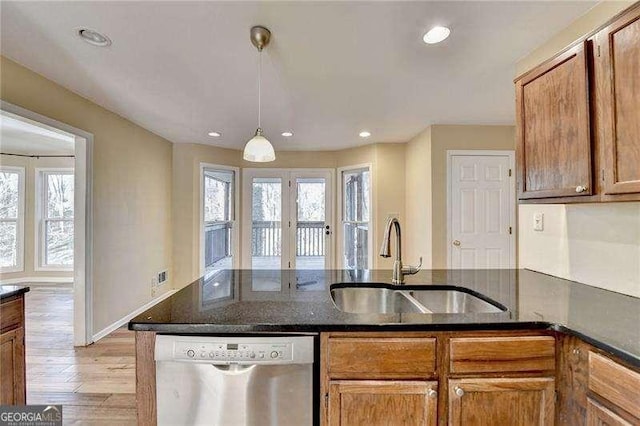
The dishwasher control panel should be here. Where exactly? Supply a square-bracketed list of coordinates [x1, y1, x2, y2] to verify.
[174, 340, 293, 363]
[155, 335, 315, 365]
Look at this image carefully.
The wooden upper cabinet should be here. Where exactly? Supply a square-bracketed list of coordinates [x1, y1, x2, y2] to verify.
[328, 380, 438, 426]
[516, 41, 593, 200]
[595, 6, 640, 195]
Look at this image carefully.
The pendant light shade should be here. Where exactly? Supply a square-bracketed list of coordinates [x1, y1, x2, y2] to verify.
[243, 128, 275, 162]
[244, 26, 276, 162]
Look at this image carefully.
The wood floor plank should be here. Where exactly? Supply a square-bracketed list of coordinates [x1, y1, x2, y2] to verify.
[24, 287, 138, 424]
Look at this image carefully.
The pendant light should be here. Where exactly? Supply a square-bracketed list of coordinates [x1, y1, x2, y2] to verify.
[244, 26, 276, 162]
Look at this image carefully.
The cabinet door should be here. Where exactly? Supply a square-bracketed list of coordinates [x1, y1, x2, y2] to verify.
[328, 380, 437, 426]
[448, 377, 554, 426]
[0, 327, 26, 405]
[587, 398, 634, 426]
[596, 7, 640, 195]
[516, 42, 592, 200]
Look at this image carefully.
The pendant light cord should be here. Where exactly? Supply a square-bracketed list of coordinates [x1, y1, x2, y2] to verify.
[258, 49, 262, 129]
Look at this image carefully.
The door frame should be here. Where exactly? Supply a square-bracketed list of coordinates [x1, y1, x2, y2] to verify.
[446, 150, 516, 269]
[241, 168, 335, 269]
[1, 100, 94, 346]
[198, 163, 240, 277]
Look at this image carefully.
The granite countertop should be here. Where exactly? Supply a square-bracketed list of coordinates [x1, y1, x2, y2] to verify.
[0, 285, 30, 300]
[129, 269, 640, 367]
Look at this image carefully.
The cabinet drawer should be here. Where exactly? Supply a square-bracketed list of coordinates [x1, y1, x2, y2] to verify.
[589, 352, 640, 419]
[0, 298, 23, 333]
[326, 337, 436, 379]
[450, 336, 555, 374]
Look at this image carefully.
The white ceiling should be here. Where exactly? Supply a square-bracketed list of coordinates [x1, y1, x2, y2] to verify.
[0, 112, 75, 155]
[0, 1, 596, 151]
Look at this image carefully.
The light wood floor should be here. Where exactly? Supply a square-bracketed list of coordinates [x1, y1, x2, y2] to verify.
[25, 286, 137, 425]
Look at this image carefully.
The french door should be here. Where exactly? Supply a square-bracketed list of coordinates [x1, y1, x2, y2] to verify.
[242, 169, 333, 270]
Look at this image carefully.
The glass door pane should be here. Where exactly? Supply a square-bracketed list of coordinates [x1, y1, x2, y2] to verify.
[251, 177, 282, 270]
[295, 178, 326, 270]
[203, 169, 235, 276]
[342, 168, 370, 270]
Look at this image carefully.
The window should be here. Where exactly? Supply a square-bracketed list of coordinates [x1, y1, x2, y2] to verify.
[38, 170, 74, 269]
[341, 167, 371, 269]
[203, 168, 236, 274]
[0, 167, 25, 272]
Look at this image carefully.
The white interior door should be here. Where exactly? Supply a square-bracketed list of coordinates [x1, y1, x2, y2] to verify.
[242, 169, 333, 270]
[448, 152, 515, 269]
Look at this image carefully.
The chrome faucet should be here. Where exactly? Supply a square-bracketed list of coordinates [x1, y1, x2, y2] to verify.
[379, 217, 422, 284]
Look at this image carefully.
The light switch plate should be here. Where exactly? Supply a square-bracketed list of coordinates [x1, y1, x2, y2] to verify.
[533, 212, 544, 231]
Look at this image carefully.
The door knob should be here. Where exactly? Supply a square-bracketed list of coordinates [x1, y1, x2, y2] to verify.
[575, 185, 588, 193]
[427, 389, 437, 398]
[454, 387, 464, 397]
[452, 240, 461, 247]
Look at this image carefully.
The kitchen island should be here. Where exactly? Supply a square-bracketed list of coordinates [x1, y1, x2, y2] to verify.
[129, 269, 640, 425]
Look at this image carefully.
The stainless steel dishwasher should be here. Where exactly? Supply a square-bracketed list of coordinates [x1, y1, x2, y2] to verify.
[155, 335, 315, 426]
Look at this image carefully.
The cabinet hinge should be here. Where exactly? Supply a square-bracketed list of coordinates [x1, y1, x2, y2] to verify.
[289, 180, 292, 188]
[508, 168, 512, 177]
[324, 393, 329, 410]
[508, 226, 512, 235]
[597, 45, 601, 57]
[602, 169, 605, 182]
[288, 261, 291, 268]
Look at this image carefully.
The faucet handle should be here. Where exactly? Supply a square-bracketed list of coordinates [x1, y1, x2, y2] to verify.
[402, 257, 422, 275]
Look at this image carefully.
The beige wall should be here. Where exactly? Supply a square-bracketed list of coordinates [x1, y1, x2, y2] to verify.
[515, 1, 634, 76]
[373, 144, 407, 270]
[519, 203, 640, 298]
[430, 125, 516, 268]
[0, 154, 75, 281]
[1, 56, 174, 334]
[515, 2, 640, 298]
[171, 142, 411, 288]
[404, 127, 432, 268]
[172, 143, 240, 287]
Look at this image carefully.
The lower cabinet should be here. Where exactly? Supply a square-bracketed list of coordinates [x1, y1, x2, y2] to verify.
[448, 377, 555, 426]
[0, 326, 26, 405]
[327, 380, 438, 426]
[586, 398, 633, 426]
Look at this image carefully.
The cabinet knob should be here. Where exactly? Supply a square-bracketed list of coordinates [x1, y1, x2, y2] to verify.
[452, 240, 461, 247]
[575, 185, 588, 193]
[454, 386, 464, 397]
[428, 389, 437, 398]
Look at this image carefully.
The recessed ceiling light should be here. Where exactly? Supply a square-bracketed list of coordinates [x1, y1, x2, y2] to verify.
[208, 131, 222, 137]
[422, 26, 451, 44]
[77, 28, 112, 47]
[281, 131, 294, 137]
[359, 131, 371, 138]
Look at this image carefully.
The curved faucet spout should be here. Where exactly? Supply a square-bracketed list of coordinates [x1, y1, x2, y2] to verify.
[379, 217, 401, 259]
[379, 217, 420, 284]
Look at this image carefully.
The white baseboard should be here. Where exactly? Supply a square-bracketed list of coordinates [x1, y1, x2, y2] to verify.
[92, 289, 177, 342]
[0, 276, 74, 285]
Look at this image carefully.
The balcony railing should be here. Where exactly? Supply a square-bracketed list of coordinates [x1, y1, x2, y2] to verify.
[204, 222, 232, 268]
[205, 221, 327, 269]
[251, 220, 325, 257]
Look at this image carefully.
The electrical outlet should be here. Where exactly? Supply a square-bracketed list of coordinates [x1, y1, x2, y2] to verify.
[533, 212, 544, 231]
[158, 270, 168, 285]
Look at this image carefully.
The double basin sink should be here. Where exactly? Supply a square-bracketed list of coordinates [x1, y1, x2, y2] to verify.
[330, 283, 506, 314]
